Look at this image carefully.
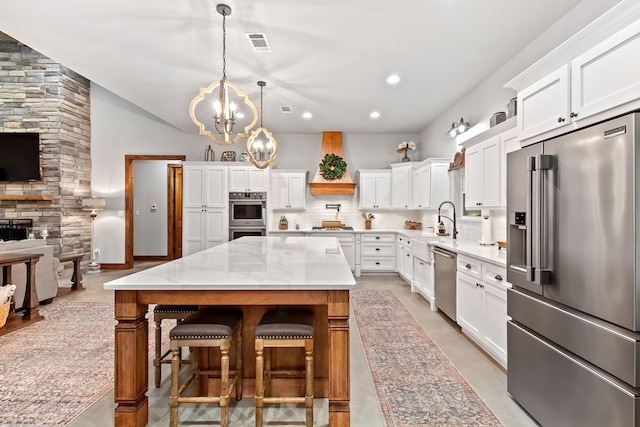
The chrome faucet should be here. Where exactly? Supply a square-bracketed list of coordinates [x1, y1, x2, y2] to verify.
[437, 201, 458, 239]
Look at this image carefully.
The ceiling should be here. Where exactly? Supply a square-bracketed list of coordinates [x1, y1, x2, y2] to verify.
[0, 0, 584, 135]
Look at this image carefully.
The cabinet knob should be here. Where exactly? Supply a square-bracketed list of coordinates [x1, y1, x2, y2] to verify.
[557, 117, 565, 123]
[407, 253, 410, 257]
[570, 112, 578, 118]
[375, 262, 380, 265]
[375, 236, 380, 240]
[465, 263, 471, 269]
[375, 248, 381, 251]
[495, 274, 503, 281]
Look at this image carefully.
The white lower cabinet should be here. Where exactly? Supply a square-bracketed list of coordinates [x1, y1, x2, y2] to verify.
[183, 207, 227, 256]
[360, 233, 396, 273]
[396, 234, 413, 283]
[456, 254, 508, 367]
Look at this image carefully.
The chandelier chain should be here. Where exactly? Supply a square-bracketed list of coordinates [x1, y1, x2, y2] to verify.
[221, 7, 227, 78]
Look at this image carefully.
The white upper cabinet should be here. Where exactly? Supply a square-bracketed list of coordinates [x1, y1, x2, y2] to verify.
[411, 159, 449, 209]
[229, 166, 268, 192]
[389, 163, 414, 209]
[183, 164, 227, 208]
[517, 65, 572, 141]
[507, 5, 640, 144]
[571, 19, 640, 121]
[271, 170, 307, 210]
[462, 119, 518, 210]
[358, 170, 391, 209]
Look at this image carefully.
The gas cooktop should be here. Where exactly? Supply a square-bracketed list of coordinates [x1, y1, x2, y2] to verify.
[311, 226, 354, 231]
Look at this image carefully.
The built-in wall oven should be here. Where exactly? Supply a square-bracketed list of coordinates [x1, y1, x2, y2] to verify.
[229, 191, 267, 240]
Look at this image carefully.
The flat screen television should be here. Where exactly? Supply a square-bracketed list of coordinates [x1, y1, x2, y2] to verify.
[0, 133, 41, 182]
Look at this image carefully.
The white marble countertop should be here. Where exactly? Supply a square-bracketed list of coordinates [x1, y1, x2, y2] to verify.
[267, 228, 506, 267]
[104, 236, 356, 291]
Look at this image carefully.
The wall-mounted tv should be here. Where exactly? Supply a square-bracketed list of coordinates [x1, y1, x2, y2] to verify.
[0, 133, 41, 182]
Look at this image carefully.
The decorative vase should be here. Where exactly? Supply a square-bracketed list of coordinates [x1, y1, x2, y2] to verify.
[204, 145, 215, 161]
[401, 148, 410, 163]
[365, 220, 371, 230]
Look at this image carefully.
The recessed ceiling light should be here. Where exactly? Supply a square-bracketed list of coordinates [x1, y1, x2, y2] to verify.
[302, 112, 312, 119]
[386, 74, 401, 85]
[236, 112, 245, 119]
[370, 111, 380, 119]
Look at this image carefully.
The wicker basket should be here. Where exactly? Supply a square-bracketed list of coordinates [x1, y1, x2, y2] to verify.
[0, 299, 10, 329]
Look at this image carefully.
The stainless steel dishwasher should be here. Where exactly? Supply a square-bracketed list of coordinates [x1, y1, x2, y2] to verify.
[433, 247, 457, 321]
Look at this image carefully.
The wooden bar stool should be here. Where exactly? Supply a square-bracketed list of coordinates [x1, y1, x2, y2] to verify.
[168, 308, 243, 427]
[255, 308, 315, 427]
[152, 304, 198, 388]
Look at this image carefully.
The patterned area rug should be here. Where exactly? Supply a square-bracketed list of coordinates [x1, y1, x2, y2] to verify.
[0, 301, 167, 427]
[351, 289, 503, 427]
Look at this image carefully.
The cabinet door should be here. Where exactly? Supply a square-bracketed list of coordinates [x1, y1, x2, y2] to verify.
[271, 173, 289, 209]
[572, 20, 640, 122]
[375, 174, 391, 208]
[428, 162, 449, 208]
[518, 65, 571, 141]
[287, 173, 306, 209]
[412, 168, 423, 208]
[456, 272, 482, 340]
[360, 174, 377, 209]
[482, 281, 508, 365]
[183, 167, 205, 208]
[481, 137, 501, 208]
[204, 167, 226, 207]
[229, 168, 248, 192]
[204, 209, 226, 247]
[465, 144, 483, 208]
[183, 207, 205, 255]
[248, 168, 267, 191]
[391, 166, 411, 208]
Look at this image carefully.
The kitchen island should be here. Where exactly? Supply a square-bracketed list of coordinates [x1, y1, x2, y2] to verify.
[104, 236, 356, 427]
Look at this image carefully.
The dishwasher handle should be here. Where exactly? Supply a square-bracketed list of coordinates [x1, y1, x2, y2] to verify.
[432, 248, 455, 259]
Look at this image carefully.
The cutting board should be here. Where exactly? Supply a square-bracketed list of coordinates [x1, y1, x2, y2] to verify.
[322, 220, 343, 228]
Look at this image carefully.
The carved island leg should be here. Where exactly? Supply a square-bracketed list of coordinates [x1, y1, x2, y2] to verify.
[114, 290, 149, 427]
[328, 290, 351, 426]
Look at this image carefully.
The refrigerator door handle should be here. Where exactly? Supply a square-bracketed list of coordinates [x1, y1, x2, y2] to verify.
[535, 154, 553, 285]
[526, 156, 535, 282]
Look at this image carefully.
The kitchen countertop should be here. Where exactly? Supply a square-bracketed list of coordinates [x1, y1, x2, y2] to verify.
[104, 236, 356, 290]
[268, 228, 506, 267]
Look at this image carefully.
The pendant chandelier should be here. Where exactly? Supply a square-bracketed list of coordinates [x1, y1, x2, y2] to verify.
[247, 80, 277, 169]
[189, 3, 257, 146]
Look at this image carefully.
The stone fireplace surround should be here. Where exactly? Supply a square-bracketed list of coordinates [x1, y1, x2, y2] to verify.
[0, 33, 92, 259]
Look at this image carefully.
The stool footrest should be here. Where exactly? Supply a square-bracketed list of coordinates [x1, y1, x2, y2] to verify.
[263, 396, 306, 404]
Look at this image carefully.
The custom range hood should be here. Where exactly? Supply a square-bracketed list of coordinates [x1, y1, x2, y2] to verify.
[309, 131, 356, 196]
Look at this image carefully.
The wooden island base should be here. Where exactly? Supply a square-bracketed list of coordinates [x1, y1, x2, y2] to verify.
[113, 289, 351, 427]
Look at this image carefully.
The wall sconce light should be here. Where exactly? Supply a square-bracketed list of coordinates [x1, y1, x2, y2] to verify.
[446, 117, 470, 137]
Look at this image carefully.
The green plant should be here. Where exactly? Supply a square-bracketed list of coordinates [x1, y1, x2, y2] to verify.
[319, 153, 347, 180]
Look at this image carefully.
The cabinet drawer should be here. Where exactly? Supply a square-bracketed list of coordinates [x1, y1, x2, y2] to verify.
[483, 263, 508, 289]
[361, 233, 395, 243]
[458, 254, 481, 280]
[396, 234, 411, 247]
[361, 257, 395, 271]
[361, 243, 395, 257]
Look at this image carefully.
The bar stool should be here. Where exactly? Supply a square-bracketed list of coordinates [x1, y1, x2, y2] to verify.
[169, 308, 243, 427]
[152, 304, 198, 388]
[255, 308, 315, 427]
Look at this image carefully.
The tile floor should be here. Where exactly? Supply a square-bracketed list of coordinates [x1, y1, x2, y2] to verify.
[57, 263, 538, 427]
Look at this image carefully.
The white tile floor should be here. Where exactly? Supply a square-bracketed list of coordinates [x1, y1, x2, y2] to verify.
[59, 263, 537, 426]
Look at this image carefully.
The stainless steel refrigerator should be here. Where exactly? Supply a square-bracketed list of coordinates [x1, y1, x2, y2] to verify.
[507, 112, 640, 427]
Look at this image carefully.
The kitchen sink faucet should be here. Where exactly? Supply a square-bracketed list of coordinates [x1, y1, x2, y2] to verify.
[437, 201, 458, 239]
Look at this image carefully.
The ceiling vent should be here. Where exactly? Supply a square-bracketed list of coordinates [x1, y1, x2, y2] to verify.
[280, 106, 293, 113]
[245, 33, 272, 53]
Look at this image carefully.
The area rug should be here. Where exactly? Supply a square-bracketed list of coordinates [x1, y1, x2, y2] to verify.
[351, 289, 502, 427]
[0, 301, 168, 427]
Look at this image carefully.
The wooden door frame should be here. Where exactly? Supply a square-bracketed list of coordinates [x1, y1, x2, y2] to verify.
[123, 154, 185, 269]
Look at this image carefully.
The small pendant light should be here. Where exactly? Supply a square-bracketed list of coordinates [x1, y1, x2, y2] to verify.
[247, 81, 277, 169]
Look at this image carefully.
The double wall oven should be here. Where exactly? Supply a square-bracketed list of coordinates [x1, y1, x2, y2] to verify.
[229, 191, 267, 240]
